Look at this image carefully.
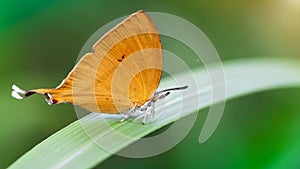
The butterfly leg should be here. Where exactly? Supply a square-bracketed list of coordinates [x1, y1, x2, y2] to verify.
[119, 104, 137, 122]
[150, 103, 155, 121]
[142, 108, 152, 124]
[119, 114, 129, 122]
[142, 113, 147, 124]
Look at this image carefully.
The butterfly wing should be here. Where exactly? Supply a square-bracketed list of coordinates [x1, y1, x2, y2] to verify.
[91, 10, 162, 113]
[20, 11, 162, 113]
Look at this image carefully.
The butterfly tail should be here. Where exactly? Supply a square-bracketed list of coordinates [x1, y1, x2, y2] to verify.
[11, 84, 63, 105]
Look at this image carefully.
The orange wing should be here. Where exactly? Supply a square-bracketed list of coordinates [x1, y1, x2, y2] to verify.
[14, 10, 162, 114]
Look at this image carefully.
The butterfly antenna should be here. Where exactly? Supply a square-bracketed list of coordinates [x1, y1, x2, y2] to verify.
[156, 85, 188, 94]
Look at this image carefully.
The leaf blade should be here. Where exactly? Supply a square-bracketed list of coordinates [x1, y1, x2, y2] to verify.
[9, 58, 300, 169]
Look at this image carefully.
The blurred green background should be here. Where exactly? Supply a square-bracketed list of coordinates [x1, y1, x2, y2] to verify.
[1, 0, 300, 168]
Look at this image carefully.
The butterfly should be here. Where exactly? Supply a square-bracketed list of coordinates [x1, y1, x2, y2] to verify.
[11, 10, 187, 123]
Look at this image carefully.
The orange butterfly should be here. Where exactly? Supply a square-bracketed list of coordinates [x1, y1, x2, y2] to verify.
[11, 10, 187, 123]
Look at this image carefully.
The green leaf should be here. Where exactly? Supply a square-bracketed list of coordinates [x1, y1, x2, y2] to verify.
[8, 58, 300, 169]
